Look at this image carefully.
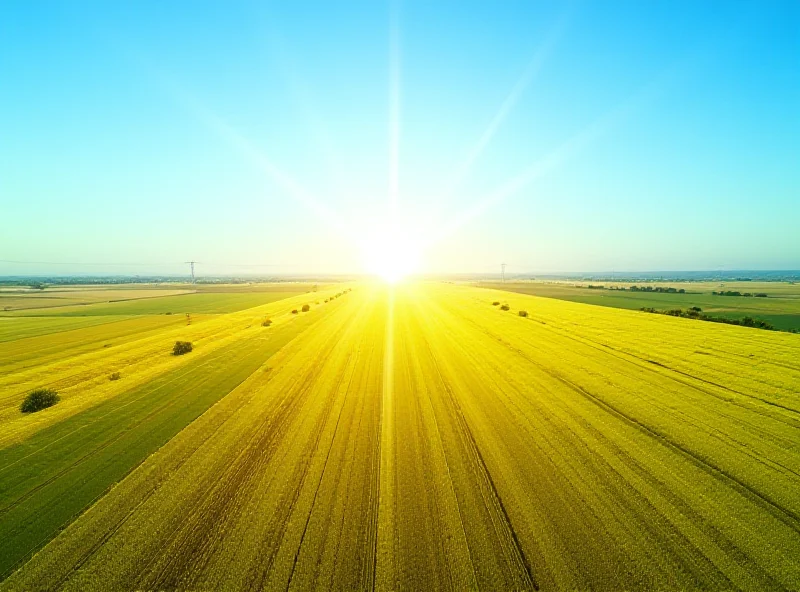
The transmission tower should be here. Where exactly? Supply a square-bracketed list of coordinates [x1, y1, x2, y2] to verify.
[185, 261, 198, 284]
[501, 263, 507, 283]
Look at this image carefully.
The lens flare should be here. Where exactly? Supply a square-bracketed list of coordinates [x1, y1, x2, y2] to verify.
[360, 221, 422, 283]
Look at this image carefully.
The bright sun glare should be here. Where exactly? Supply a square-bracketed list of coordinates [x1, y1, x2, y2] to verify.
[360, 222, 423, 283]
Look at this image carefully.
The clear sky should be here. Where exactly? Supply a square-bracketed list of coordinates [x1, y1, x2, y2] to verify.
[1, 1, 798, 277]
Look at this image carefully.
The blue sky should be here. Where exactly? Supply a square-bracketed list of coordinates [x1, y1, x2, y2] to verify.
[1, 0, 798, 276]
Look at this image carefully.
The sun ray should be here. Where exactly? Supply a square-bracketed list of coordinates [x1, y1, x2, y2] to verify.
[421, 14, 569, 232]
[426, 70, 674, 248]
[263, 29, 352, 208]
[389, 0, 401, 217]
[188, 103, 351, 236]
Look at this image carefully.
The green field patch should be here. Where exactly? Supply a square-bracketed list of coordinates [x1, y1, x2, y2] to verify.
[483, 282, 800, 331]
[0, 315, 195, 376]
[0, 317, 124, 343]
[1, 291, 307, 317]
[0, 310, 322, 579]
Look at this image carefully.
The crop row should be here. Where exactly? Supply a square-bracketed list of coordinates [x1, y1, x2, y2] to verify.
[3, 282, 798, 590]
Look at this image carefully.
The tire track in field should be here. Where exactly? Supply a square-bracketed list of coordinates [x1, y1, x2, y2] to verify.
[0, 325, 324, 581]
[384, 297, 479, 591]
[550, 322, 800, 418]
[40, 308, 345, 590]
[375, 288, 396, 592]
[0, 335, 264, 510]
[0, 326, 282, 482]
[0, 302, 339, 474]
[285, 294, 382, 591]
[138, 307, 357, 590]
[500, 317, 800, 449]
[0, 301, 348, 587]
[244, 295, 375, 591]
[425, 342, 538, 590]
[445, 303, 800, 504]
[463, 300, 800, 430]
[431, 289, 798, 588]
[448, 331, 775, 589]
[481, 324, 800, 534]
[0, 296, 313, 405]
[285, 311, 371, 590]
[403, 294, 538, 591]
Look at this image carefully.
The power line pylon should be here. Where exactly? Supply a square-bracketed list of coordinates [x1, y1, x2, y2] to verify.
[185, 261, 198, 284]
[501, 263, 507, 283]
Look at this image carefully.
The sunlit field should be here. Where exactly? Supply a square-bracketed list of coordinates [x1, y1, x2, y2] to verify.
[1, 281, 798, 590]
[2, 0, 798, 589]
[482, 280, 800, 331]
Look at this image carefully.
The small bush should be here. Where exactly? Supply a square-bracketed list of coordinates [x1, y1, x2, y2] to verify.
[500, 304, 510, 311]
[518, 310, 528, 317]
[492, 301, 500, 306]
[291, 309, 298, 315]
[261, 319, 272, 327]
[172, 341, 193, 356]
[302, 304, 310, 312]
[21, 388, 60, 413]
[165, 312, 173, 315]
[109, 372, 121, 381]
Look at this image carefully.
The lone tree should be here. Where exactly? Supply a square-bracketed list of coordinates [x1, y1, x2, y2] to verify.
[21, 388, 60, 413]
[302, 304, 310, 312]
[519, 310, 529, 317]
[291, 309, 299, 314]
[262, 318, 272, 327]
[172, 341, 193, 356]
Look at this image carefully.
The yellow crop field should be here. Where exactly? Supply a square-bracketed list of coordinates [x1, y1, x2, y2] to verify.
[2, 282, 798, 590]
[0, 288, 335, 448]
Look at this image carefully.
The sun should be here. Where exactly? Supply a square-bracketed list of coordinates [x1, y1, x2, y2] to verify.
[360, 221, 422, 283]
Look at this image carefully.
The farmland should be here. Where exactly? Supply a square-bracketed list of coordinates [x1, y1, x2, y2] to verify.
[1, 282, 799, 590]
[0, 284, 311, 316]
[481, 280, 800, 331]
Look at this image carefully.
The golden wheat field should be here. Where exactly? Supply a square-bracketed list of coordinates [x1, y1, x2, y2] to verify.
[1, 281, 799, 591]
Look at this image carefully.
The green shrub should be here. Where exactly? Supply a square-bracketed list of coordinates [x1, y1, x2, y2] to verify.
[291, 309, 298, 315]
[20, 388, 60, 413]
[172, 341, 193, 356]
[109, 372, 121, 381]
[262, 318, 272, 327]
[500, 304, 510, 311]
[492, 301, 500, 306]
[518, 310, 528, 317]
[302, 304, 310, 312]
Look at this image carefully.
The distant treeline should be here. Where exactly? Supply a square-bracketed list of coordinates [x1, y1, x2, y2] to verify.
[585, 284, 687, 294]
[639, 307, 793, 332]
[712, 291, 768, 297]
